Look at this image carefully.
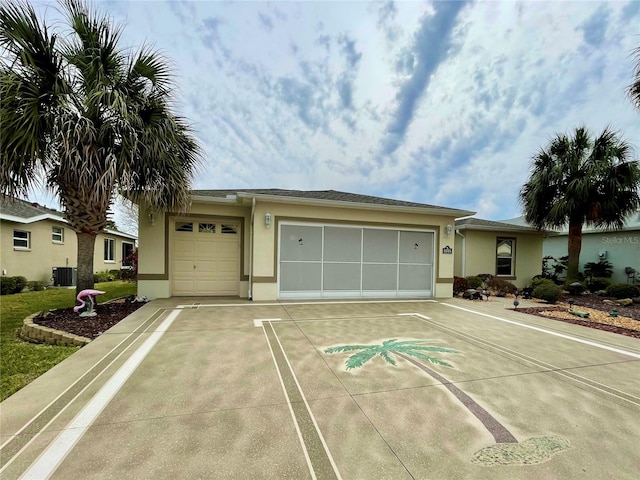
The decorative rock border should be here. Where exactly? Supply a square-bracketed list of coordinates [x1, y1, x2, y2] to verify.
[20, 313, 90, 347]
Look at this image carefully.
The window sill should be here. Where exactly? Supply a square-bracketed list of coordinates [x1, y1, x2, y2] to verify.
[14, 247, 31, 252]
[104, 260, 116, 264]
[496, 275, 516, 280]
[52, 241, 64, 245]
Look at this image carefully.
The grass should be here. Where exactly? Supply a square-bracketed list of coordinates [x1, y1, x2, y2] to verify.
[0, 281, 137, 401]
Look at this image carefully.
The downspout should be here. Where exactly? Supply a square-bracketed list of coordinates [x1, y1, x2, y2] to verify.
[456, 229, 466, 277]
[248, 197, 255, 300]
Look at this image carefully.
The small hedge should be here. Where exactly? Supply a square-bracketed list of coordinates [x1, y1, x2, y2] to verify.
[533, 282, 562, 304]
[27, 280, 46, 291]
[605, 283, 640, 299]
[486, 277, 517, 297]
[453, 276, 469, 294]
[1, 276, 28, 295]
[530, 277, 556, 290]
[465, 276, 483, 289]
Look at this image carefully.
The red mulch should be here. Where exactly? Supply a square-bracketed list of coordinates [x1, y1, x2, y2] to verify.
[33, 298, 146, 339]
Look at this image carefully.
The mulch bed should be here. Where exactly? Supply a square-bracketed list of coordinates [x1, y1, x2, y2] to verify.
[33, 298, 146, 339]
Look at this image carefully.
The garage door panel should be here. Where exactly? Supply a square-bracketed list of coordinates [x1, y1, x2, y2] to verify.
[280, 225, 322, 261]
[280, 262, 321, 291]
[399, 264, 431, 291]
[324, 227, 361, 262]
[363, 229, 398, 263]
[362, 264, 398, 290]
[173, 260, 194, 273]
[399, 231, 433, 264]
[323, 263, 361, 290]
[175, 239, 196, 255]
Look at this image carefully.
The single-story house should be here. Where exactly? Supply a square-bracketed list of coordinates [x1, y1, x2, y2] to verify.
[454, 218, 546, 288]
[541, 211, 640, 285]
[136, 189, 474, 300]
[1, 197, 137, 285]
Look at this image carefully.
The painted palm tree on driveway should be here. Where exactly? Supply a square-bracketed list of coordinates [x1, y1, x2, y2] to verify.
[325, 339, 569, 465]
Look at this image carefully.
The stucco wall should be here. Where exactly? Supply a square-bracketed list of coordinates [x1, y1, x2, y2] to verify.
[1, 219, 135, 284]
[543, 230, 640, 284]
[457, 230, 543, 288]
[138, 198, 459, 300]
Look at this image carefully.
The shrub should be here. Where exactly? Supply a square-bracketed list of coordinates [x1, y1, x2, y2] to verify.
[585, 277, 611, 292]
[27, 280, 46, 291]
[583, 260, 613, 278]
[93, 270, 115, 283]
[486, 277, 517, 297]
[12, 276, 28, 293]
[1, 276, 17, 295]
[465, 276, 483, 289]
[530, 277, 555, 290]
[453, 276, 469, 294]
[533, 282, 562, 304]
[565, 282, 585, 296]
[605, 283, 640, 299]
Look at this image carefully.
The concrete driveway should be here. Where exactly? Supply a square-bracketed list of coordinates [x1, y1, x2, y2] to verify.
[1, 298, 639, 479]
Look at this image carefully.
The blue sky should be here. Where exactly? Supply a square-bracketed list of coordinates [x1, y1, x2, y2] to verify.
[28, 0, 640, 228]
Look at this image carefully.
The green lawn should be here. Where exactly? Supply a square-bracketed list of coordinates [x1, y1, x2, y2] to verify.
[0, 281, 137, 401]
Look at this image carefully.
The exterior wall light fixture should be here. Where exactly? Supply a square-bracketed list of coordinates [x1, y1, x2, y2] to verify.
[264, 212, 272, 229]
[446, 224, 453, 236]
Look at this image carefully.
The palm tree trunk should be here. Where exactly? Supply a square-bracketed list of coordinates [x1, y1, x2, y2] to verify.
[566, 220, 583, 284]
[395, 351, 518, 444]
[76, 231, 96, 294]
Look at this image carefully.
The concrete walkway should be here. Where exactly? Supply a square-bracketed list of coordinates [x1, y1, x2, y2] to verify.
[1, 298, 638, 479]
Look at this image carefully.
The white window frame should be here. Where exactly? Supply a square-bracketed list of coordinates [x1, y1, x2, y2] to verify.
[496, 237, 515, 277]
[104, 238, 115, 262]
[121, 241, 134, 269]
[13, 230, 30, 250]
[52, 226, 64, 243]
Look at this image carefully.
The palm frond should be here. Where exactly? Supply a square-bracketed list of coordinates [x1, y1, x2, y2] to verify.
[324, 344, 374, 354]
[345, 350, 379, 370]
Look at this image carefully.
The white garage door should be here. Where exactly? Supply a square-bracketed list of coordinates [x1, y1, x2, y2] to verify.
[279, 223, 434, 299]
[172, 220, 240, 296]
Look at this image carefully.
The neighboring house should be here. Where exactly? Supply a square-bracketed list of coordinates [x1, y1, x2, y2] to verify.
[1, 197, 137, 285]
[540, 212, 640, 285]
[454, 218, 546, 288]
[136, 189, 474, 300]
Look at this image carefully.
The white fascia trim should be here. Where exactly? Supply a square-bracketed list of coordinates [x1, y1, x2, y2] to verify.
[190, 195, 241, 205]
[456, 224, 544, 234]
[0, 213, 66, 224]
[234, 192, 475, 217]
[104, 229, 138, 240]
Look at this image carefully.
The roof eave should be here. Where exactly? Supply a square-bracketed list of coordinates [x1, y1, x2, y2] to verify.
[0, 213, 66, 224]
[456, 224, 545, 234]
[233, 192, 475, 217]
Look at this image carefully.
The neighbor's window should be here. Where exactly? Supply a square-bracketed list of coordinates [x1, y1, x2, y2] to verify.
[496, 238, 515, 276]
[122, 242, 134, 268]
[104, 238, 115, 262]
[13, 230, 30, 249]
[52, 226, 64, 243]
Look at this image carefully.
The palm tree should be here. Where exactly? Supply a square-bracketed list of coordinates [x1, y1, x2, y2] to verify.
[325, 338, 569, 465]
[0, 0, 201, 293]
[628, 45, 640, 111]
[520, 127, 640, 284]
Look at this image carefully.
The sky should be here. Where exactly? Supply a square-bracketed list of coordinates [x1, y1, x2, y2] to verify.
[26, 0, 640, 231]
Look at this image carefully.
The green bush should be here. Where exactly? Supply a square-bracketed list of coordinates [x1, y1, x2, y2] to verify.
[12, 276, 28, 294]
[1, 277, 17, 295]
[93, 270, 115, 283]
[583, 260, 613, 278]
[533, 282, 562, 304]
[486, 277, 517, 297]
[465, 276, 483, 289]
[530, 277, 556, 290]
[27, 280, 46, 291]
[605, 283, 640, 299]
[453, 276, 469, 294]
[585, 277, 611, 292]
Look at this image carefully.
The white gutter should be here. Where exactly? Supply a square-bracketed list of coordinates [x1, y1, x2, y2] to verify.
[248, 197, 255, 300]
[456, 229, 466, 277]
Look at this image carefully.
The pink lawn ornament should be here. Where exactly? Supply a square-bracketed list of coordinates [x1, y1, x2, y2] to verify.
[74, 289, 105, 317]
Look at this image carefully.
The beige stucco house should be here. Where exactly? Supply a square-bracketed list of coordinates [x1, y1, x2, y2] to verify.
[454, 218, 545, 288]
[1, 197, 137, 285]
[137, 189, 474, 301]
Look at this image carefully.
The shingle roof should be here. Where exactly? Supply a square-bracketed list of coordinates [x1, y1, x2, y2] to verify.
[192, 189, 475, 215]
[456, 217, 544, 233]
[0, 197, 63, 220]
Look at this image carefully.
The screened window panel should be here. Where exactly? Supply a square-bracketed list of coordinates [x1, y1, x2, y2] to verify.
[362, 264, 397, 290]
[399, 265, 431, 291]
[323, 263, 361, 290]
[280, 225, 322, 261]
[323, 227, 361, 262]
[399, 231, 433, 264]
[280, 262, 322, 291]
[363, 229, 398, 263]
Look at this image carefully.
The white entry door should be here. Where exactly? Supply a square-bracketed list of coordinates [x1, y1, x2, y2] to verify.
[278, 223, 433, 299]
[172, 220, 240, 296]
